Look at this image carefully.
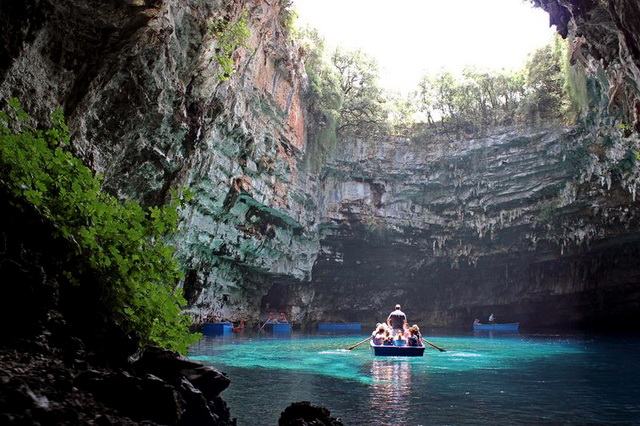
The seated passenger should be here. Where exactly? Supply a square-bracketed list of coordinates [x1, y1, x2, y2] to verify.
[265, 311, 278, 323]
[403, 322, 411, 339]
[407, 325, 422, 346]
[394, 330, 407, 346]
[383, 333, 394, 345]
[371, 323, 387, 345]
[371, 323, 380, 336]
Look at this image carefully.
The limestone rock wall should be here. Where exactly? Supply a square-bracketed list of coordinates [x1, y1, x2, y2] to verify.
[269, 0, 640, 330]
[276, 123, 640, 328]
[0, 0, 320, 323]
[535, 0, 640, 131]
[3, 0, 640, 330]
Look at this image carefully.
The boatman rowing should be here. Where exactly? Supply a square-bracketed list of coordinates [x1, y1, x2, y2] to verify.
[387, 304, 407, 335]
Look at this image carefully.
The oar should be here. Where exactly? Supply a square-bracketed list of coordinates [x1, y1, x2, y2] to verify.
[422, 337, 446, 352]
[347, 336, 372, 350]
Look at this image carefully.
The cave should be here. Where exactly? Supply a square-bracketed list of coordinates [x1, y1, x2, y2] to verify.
[1, 0, 640, 424]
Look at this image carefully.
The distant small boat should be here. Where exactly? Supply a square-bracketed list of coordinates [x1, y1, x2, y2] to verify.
[473, 322, 519, 332]
[370, 340, 425, 356]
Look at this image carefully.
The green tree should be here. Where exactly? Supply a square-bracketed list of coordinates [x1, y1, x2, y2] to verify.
[519, 35, 568, 122]
[387, 91, 418, 137]
[297, 27, 342, 127]
[499, 71, 527, 124]
[430, 71, 460, 126]
[414, 37, 570, 135]
[295, 27, 343, 169]
[332, 48, 389, 137]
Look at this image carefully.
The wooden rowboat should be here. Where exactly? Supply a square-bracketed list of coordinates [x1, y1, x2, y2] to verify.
[370, 340, 425, 356]
[473, 322, 519, 332]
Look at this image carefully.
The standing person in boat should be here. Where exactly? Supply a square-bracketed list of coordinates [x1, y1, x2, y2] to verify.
[387, 304, 407, 335]
[489, 313, 495, 324]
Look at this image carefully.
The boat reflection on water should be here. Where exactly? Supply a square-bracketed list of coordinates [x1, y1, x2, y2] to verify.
[369, 360, 412, 423]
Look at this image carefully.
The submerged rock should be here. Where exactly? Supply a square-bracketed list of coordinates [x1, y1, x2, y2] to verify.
[279, 401, 344, 426]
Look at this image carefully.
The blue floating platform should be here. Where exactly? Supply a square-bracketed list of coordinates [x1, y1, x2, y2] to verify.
[203, 322, 233, 335]
[317, 322, 361, 331]
[264, 323, 292, 333]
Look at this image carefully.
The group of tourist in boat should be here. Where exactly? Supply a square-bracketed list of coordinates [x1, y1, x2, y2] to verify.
[371, 304, 423, 346]
[264, 310, 288, 324]
[473, 313, 496, 326]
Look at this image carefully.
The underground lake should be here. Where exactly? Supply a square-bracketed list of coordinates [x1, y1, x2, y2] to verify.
[189, 330, 640, 425]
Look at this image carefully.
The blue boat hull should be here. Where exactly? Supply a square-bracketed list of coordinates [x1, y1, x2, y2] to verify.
[473, 323, 519, 331]
[370, 341, 425, 356]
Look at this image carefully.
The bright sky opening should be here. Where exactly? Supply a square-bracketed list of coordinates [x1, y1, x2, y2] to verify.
[292, 0, 556, 94]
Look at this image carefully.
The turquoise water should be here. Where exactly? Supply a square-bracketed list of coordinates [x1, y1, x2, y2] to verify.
[189, 331, 640, 425]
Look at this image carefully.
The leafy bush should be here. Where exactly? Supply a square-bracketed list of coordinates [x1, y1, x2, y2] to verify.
[279, 0, 297, 36]
[211, 10, 251, 81]
[519, 35, 569, 122]
[331, 48, 389, 137]
[0, 99, 199, 354]
[296, 27, 390, 169]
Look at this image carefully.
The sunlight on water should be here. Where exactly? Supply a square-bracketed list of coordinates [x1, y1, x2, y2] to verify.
[189, 332, 640, 425]
[189, 333, 586, 382]
[191, 335, 384, 384]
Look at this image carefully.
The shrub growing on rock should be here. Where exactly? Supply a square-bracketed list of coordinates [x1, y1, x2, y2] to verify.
[0, 98, 198, 354]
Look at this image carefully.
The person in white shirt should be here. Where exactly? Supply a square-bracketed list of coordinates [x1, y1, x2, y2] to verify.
[387, 304, 407, 335]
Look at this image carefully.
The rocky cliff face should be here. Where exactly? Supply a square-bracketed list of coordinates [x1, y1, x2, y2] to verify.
[273, 0, 640, 329]
[0, 0, 320, 324]
[280, 124, 640, 328]
[2, 0, 640, 331]
[535, 0, 640, 131]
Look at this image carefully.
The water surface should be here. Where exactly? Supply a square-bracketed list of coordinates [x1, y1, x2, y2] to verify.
[189, 331, 640, 425]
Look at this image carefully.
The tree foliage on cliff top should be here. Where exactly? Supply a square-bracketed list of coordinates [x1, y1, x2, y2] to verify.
[0, 99, 198, 354]
[332, 48, 389, 137]
[296, 27, 389, 169]
[412, 34, 578, 138]
[296, 27, 342, 171]
[298, 23, 580, 145]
